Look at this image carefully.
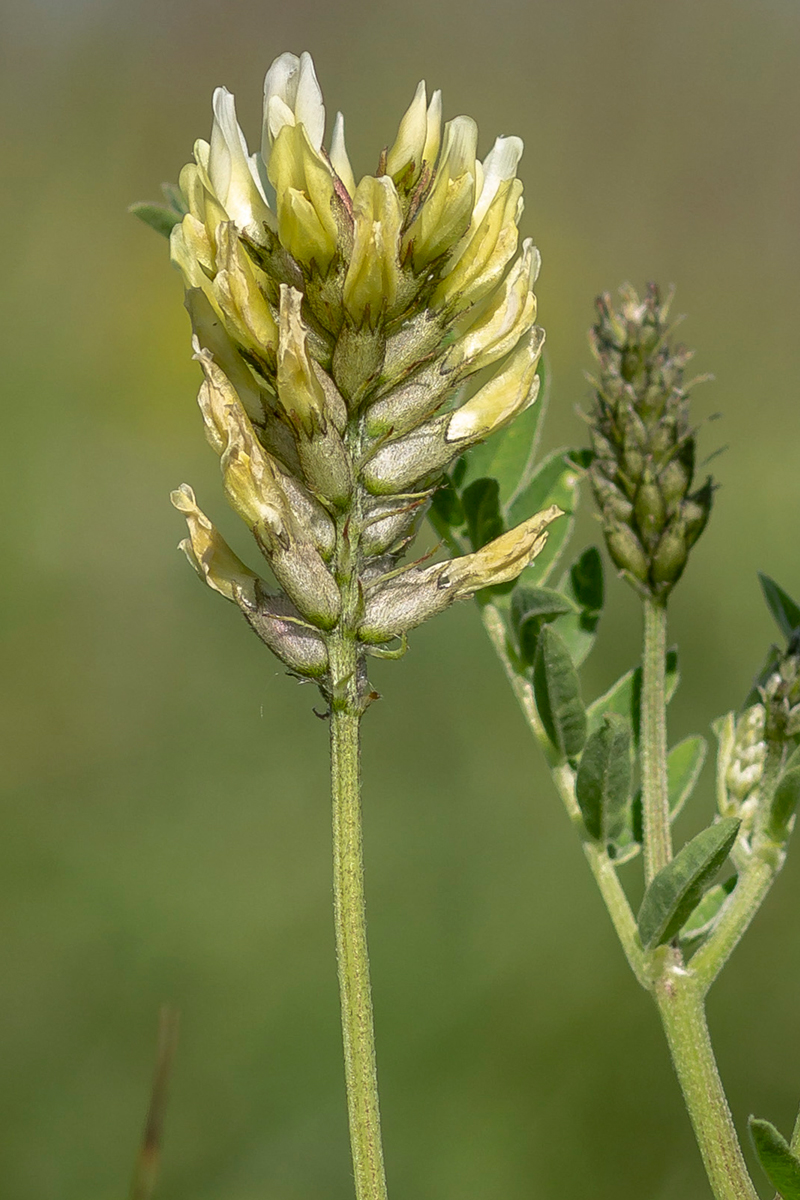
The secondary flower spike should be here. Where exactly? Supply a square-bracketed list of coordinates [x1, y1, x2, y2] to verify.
[585, 284, 714, 601]
[138, 51, 560, 709]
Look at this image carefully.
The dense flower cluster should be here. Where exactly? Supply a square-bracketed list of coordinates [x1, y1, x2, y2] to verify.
[167, 52, 559, 706]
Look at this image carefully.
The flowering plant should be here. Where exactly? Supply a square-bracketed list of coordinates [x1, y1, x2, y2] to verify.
[133, 52, 800, 1200]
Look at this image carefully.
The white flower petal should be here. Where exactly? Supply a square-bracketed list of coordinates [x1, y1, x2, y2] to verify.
[330, 112, 356, 195]
[262, 52, 300, 159]
[472, 135, 523, 227]
[267, 94, 296, 145]
[422, 89, 442, 168]
[386, 81, 427, 176]
[294, 51, 326, 151]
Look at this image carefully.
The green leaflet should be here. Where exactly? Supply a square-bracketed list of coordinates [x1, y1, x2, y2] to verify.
[770, 767, 800, 841]
[630, 736, 708, 842]
[666, 737, 708, 819]
[679, 877, 737, 954]
[129, 200, 183, 239]
[637, 818, 740, 950]
[749, 1117, 800, 1200]
[507, 450, 584, 588]
[460, 356, 550, 509]
[429, 478, 464, 533]
[551, 547, 604, 668]
[759, 572, 800, 642]
[532, 625, 587, 760]
[511, 587, 576, 667]
[462, 477, 504, 551]
[575, 713, 632, 842]
[586, 649, 679, 743]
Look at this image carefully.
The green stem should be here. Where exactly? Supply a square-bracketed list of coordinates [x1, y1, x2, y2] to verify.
[550, 763, 649, 987]
[329, 635, 388, 1200]
[655, 964, 758, 1200]
[641, 596, 672, 885]
[690, 850, 779, 992]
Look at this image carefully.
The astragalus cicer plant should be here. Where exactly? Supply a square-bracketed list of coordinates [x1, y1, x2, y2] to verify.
[134, 50, 559, 1200]
[133, 52, 800, 1200]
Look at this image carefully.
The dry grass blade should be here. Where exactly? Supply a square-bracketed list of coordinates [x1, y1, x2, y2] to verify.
[129, 1006, 180, 1200]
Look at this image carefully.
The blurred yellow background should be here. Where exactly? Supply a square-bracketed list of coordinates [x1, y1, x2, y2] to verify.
[1, 0, 799, 1197]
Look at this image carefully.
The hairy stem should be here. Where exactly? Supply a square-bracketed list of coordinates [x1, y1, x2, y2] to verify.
[641, 597, 672, 885]
[690, 850, 779, 992]
[329, 672, 388, 1200]
[655, 963, 758, 1200]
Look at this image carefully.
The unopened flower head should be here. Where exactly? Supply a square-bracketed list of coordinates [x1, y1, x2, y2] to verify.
[585, 284, 714, 602]
[140, 51, 559, 708]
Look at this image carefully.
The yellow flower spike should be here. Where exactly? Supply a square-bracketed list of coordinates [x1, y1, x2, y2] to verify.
[212, 223, 279, 359]
[152, 62, 557, 1200]
[276, 284, 328, 434]
[160, 51, 547, 658]
[446, 325, 545, 443]
[171, 483, 261, 605]
[343, 176, 403, 327]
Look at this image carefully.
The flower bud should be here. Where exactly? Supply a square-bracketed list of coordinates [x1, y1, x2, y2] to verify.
[385, 81, 442, 189]
[208, 88, 275, 242]
[343, 176, 403, 327]
[267, 123, 339, 272]
[212, 223, 279, 363]
[446, 239, 538, 373]
[726, 705, 767, 804]
[241, 583, 329, 677]
[605, 522, 650, 585]
[633, 463, 667, 550]
[262, 51, 326, 160]
[403, 116, 477, 271]
[446, 325, 544, 443]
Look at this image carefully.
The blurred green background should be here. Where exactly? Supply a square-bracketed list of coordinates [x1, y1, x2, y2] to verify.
[1, 0, 799, 1196]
